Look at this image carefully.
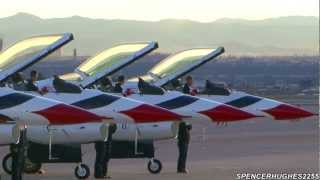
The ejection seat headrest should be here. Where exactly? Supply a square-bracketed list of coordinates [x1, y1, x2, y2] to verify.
[53, 75, 82, 93]
[204, 80, 231, 96]
[138, 77, 165, 95]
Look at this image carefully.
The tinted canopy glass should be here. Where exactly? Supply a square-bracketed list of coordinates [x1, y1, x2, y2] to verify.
[0, 35, 65, 72]
[78, 43, 150, 76]
[149, 49, 215, 78]
[60, 72, 82, 82]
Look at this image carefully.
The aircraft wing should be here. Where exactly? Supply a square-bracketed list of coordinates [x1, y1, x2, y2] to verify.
[150, 47, 225, 87]
[78, 42, 158, 88]
[0, 33, 73, 82]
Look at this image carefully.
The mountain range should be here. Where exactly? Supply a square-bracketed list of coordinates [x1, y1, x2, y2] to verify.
[0, 13, 318, 55]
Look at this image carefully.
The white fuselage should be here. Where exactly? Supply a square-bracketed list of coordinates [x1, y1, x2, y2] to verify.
[0, 121, 179, 145]
[0, 87, 180, 146]
[207, 91, 279, 117]
[37, 78, 257, 123]
[29, 89, 137, 124]
[122, 91, 215, 122]
[124, 79, 269, 116]
[37, 79, 216, 122]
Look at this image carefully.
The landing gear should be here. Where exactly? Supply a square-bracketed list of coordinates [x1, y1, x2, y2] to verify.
[2, 153, 42, 175]
[2, 153, 12, 174]
[74, 163, 90, 179]
[147, 158, 162, 174]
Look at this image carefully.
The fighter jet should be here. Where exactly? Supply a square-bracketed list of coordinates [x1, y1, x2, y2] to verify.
[0, 87, 107, 144]
[0, 87, 113, 178]
[35, 42, 259, 124]
[6, 35, 261, 177]
[0, 33, 183, 138]
[124, 48, 316, 120]
[2, 33, 182, 121]
[0, 34, 184, 177]
[0, 33, 111, 142]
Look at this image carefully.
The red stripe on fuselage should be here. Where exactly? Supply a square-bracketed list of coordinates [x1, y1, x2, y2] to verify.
[120, 104, 182, 123]
[199, 105, 259, 122]
[263, 104, 316, 120]
[33, 104, 106, 125]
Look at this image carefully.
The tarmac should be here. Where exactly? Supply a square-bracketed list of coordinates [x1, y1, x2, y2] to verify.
[0, 95, 318, 179]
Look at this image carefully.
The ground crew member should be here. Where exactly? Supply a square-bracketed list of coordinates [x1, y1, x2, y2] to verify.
[11, 127, 27, 180]
[94, 124, 117, 179]
[11, 73, 26, 91]
[177, 122, 192, 173]
[104, 123, 116, 178]
[113, 75, 125, 93]
[94, 141, 107, 178]
[25, 70, 40, 91]
[182, 76, 198, 95]
[98, 76, 113, 92]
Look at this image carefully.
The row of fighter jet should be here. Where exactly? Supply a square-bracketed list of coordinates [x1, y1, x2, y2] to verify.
[0, 33, 316, 179]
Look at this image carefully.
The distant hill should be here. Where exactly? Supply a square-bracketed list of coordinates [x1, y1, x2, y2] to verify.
[0, 13, 318, 55]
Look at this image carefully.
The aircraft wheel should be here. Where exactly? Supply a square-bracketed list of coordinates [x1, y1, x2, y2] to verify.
[147, 159, 162, 174]
[2, 153, 13, 174]
[2, 153, 42, 174]
[74, 163, 90, 179]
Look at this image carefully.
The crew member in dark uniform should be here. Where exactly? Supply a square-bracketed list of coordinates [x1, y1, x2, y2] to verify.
[104, 123, 116, 178]
[177, 122, 192, 173]
[25, 70, 40, 91]
[11, 127, 27, 180]
[94, 141, 107, 179]
[182, 75, 197, 95]
[11, 72, 26, 91]
[98, 76, 113, 92]
[94, 124, 117, 179]
[113, 75, 125, 93]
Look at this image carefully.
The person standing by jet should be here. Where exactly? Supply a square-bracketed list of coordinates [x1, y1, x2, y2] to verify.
[94, 141, 107, 178]
[104, 123, 116, 178]
[182, 76, 198, 96]
[11, 127, 27, 180]
[113, 75, 125, 93]
[177, 121, 192, 173]
[94, 123, 117, 179]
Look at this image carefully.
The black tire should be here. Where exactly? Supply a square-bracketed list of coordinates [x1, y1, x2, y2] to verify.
[2, 153, 42, 175]
[2, 153, 13, 174]
[74, 164, 90, 179]
[147, 159, 162, 174]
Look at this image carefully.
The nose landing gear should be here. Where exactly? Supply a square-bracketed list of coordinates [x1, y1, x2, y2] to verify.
[74, 163, 90, 179]
[147, 158, 162, 174]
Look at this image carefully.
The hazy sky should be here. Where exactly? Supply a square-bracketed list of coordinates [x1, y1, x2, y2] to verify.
[0, 0, 318, 22]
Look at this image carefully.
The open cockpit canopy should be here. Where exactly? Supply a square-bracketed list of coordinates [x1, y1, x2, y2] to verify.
[0, 33, 73, 82]
[148, 47, 224, 87]
[76, 42, 158, 88]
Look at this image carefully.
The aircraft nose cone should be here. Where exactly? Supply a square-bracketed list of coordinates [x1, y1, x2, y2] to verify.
[120, 104, 182, 123]
[263, 104, 316, 120]
[199, 105, 259, 122]
[33, 104, 107, 125]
